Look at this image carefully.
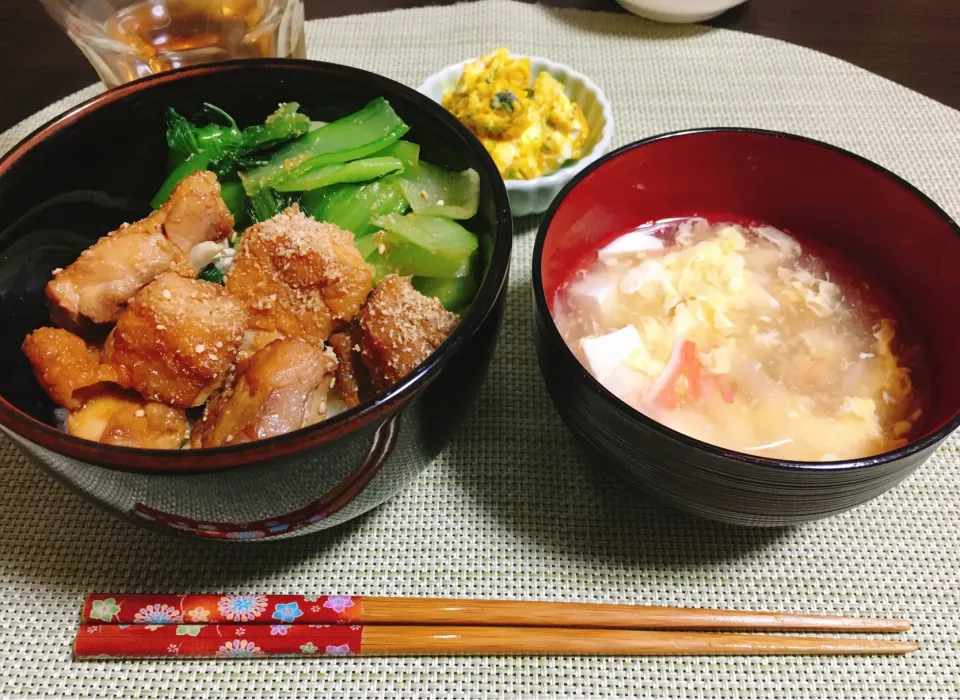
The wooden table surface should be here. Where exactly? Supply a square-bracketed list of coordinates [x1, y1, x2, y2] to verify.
[1, 0, 958, 135]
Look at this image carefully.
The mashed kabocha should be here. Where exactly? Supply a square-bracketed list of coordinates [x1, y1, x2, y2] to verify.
[442, 48, 590, 180]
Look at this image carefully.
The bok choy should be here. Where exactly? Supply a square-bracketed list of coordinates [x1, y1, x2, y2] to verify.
[150, 97, 484, 311]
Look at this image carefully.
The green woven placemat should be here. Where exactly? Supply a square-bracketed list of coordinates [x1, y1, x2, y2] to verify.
[1, 2, 958, 697]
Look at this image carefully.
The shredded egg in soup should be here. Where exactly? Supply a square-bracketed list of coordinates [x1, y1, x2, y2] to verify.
[442, 48, 590, 180]
[554, 218, 926, 462]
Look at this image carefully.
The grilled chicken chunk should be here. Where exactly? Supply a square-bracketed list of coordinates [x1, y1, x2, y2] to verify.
[191, 337, 337, 448]
[66, 388, 189, 449]
[357, 275, 459, 389]
[237, 329, 287, 363]
[327, 327, 365, 409]
[46, 171, 233, 327]
[46, 212, 191, 328]
[22, 327, 127, 410]
[226, 205, 373, 346]
[103, 272, 247, 408]
[162, 170, 234, 253]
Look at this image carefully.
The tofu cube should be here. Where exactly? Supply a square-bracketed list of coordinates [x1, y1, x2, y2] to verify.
[598, 229, 664, 264]
[580, 325, 643, 382]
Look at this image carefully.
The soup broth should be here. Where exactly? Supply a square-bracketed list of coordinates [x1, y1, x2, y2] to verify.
[554, 218, 926, 461]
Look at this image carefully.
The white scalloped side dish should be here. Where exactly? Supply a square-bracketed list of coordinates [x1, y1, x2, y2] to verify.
[419, 56, 615, 217]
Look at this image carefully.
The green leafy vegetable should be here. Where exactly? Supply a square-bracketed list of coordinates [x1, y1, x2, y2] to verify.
[150, 151, 214, 209]
[413, 275, 478, 311]
[198, 263, 225, 285]
[239, 98, 409, 195]
[371, 213, 478, 278]
[209, 152, 270, 180]
[153, 98, 483, 312]
[273, 156, 404, 193]
[246, 188, 298, 224]
[238, 102, 311, 153]
[152, 104, 245, 208]
[355, 234, 377, 258]
[218, 180, 250, 230]
[355, 236, 394, 282]
[299, 187, 337, 220]
[372, 140, 420, 177]
[304, 176, 409, 236]
[167, 148, 187, 172]
[165, 105, 241, 159]
[272, 98, 406, 162]
[156, 103, 310, 207]
[207, 103, 308, 178]
[202, 103, 239, 128]
[400, 162, 479, 220]
[165, 109, 200, 155]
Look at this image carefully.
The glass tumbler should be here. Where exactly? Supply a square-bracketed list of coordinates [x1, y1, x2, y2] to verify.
[39, 0, 306, 87]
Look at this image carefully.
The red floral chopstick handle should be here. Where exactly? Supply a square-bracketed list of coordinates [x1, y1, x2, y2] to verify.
[74, 623, 363, 659]
[82, 594, 361, 625]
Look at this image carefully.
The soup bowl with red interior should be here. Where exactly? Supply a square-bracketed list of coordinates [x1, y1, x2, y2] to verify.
[0, 59, 512, 540]
[532, 128, 960, 526]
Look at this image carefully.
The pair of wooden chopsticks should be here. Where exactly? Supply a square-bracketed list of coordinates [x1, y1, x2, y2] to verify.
[73, 594, 917, 659]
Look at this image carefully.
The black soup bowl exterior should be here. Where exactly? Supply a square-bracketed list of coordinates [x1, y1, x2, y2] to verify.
[0, 59, 512, 540]
[532, 129, 960, 527]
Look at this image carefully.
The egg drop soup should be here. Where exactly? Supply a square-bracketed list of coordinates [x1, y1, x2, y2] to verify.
[553, 218, 927, 462]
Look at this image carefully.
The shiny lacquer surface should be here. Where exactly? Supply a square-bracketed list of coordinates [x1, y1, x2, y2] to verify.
[82, 593, 910, 631]
[532, 129, 960, 526]
[0, 60, 512, 537]
[73, 624, 918, 658]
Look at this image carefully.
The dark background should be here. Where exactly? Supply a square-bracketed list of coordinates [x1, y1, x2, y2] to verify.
[1, 0, 958, 133]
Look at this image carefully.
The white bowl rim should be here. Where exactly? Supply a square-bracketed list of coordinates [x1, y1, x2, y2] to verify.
[417, 54, 616, 193]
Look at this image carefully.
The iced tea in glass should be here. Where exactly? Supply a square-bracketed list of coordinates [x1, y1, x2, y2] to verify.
[40, 0, 306, 87]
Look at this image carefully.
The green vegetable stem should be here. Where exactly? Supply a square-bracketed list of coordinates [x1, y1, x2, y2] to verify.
[240, 98, 410, 195]
[400, 162, 480, 220]
[238, 102, 311, 153]
[152, 102, 310, 209]
[303, 177, 409, 237]
[273, 156, 404, 193]
[150, 97, 483, 311]
[371, 213, 478, 279]
[412, 275, 478, 312]
[197, 263, 225, 285]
